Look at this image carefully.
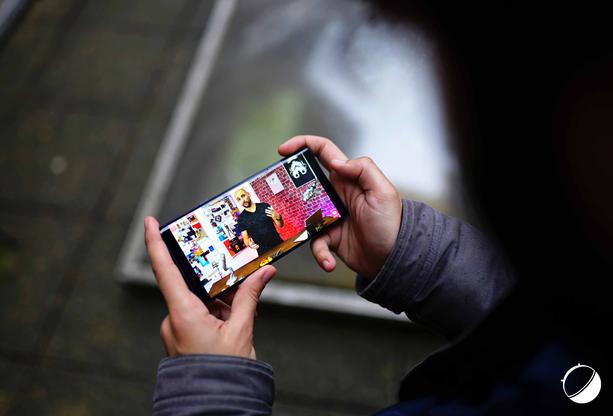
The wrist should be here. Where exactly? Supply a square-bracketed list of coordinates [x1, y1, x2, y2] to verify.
[363, 198, 404, 281]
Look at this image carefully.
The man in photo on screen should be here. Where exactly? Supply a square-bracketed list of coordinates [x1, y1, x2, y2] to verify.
[233, 188, 284, 255]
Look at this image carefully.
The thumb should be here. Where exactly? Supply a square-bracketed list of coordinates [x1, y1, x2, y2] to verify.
[228, 266, 276, 332]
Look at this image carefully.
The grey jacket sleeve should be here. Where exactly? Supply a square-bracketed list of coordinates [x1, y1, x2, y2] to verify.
[153, 355, 274, 416]
[356, 199, 516, 339]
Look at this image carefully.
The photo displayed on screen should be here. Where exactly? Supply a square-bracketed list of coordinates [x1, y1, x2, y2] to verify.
[161, 150, 343, 298]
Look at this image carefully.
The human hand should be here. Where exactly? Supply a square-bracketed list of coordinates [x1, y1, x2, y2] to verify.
[144, 216, 275, 359]
[265, 206, 282, 225]
[278, 135, 402, 280]
[265, 206, 277, 219]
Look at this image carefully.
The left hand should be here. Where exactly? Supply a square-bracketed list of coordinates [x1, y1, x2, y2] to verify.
[144, 216, 276, 359]
[265, 207, 280, 221]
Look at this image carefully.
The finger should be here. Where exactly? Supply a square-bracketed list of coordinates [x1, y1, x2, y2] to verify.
[209, 299, 232, 321]
[329, 157, 394, 193]
[278, 135, 349, 171]
[228, 266, 276, 333]
[160, 316, 176, 356]
[218, 285, 237, 306]
[310, 233, 336, 272]
[144, 216, 201, 313]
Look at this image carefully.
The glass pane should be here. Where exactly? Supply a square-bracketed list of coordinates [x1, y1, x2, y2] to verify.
[156, 0, 464, 290]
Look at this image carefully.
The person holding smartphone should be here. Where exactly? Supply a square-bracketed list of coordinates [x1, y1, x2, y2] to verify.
[144, 1, 613, 411]
[145, 135, 518, 414]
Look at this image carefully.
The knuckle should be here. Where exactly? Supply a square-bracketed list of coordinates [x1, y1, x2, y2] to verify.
[246, 288, 261, 304]
[358, 156, 374, 166]
[320, 137, 335, 151]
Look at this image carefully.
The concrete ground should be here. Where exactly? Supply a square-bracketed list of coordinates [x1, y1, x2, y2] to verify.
[0, 1, 444, 414]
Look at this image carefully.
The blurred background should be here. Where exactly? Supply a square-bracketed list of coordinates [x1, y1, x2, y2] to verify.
[0, 0, 470, 414]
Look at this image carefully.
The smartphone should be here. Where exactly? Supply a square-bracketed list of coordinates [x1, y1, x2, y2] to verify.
[160, 148, 347, 303]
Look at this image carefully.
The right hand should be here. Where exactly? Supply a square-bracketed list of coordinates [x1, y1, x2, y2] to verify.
[278, 135, 402, 280]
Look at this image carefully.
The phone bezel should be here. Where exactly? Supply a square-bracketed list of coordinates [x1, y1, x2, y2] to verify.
[159, 147, 347, 303]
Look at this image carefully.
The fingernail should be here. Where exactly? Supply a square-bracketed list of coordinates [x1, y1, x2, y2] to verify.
[322, 259, 330, 269]
[332, 159, 347, 165]
[144, 217, 151, 228]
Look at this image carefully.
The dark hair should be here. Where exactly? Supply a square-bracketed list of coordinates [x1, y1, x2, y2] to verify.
[368, 0, 612, 365]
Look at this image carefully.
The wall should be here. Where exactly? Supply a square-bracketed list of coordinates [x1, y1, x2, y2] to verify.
[249, 165, 339, 240]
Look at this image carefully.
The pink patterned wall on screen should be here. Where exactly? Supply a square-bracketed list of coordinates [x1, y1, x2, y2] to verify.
[249, 165, 338, 240]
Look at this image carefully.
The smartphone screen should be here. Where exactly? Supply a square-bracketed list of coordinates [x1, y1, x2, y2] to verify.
[160, 148, 347, 302]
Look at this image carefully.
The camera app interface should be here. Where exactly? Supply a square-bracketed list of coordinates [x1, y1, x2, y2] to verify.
[161, 150, 343, 298]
